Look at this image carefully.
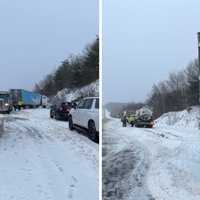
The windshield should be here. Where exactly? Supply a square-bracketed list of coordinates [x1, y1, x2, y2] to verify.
[0, 94, 9, 101]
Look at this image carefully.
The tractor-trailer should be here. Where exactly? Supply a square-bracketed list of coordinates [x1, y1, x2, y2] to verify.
[10, 89, 41, 110]
[0, 91, 13, 114]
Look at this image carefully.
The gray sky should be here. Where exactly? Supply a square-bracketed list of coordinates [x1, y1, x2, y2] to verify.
[0, 0, 98, 91]
[103, 0, 200, 103]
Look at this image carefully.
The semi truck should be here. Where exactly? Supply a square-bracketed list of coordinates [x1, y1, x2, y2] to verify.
[41, 95, 48, 108]
[0, 91, 13, 114]
[10, 89, 42, 110]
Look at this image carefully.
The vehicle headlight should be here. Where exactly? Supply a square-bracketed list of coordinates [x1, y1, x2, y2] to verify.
[5, 103, 9, 106]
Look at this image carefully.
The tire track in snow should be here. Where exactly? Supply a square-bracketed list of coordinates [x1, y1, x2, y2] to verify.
[0, 109, 98, 200]
[103, 129, 155, 200]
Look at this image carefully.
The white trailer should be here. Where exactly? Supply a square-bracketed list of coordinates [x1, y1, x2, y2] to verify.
[41, 95, 48, 108]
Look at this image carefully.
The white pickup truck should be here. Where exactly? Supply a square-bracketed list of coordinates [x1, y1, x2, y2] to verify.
[68, 97, 99, 142]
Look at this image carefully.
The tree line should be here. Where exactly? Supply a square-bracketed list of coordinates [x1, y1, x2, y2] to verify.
[113, 59, 199, 119]
[34, 37, 99, 97]
[146, 59, 199, 118]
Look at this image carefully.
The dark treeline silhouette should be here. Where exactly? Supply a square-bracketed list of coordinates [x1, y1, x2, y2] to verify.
[34, 37, 99, 97]
[146, 59, 199, 118]
[106, 59, 199, 119]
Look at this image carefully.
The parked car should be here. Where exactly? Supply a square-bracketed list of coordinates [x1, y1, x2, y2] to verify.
[50, 102, 72, 120]
[68, 97, 99, 142]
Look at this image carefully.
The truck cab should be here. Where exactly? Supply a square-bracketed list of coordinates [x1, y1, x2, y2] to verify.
[0, 91, 13, 114]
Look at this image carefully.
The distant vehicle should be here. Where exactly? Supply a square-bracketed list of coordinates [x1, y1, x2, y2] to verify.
[127, 112, 137, 127]
[135, 107, 154, 128]
[10, 89, 41, 110]
[41, 95, 48, 108]
[0, 91, 13, 114]
[68, 97, 99, 142]
[50, 102, 72, 121]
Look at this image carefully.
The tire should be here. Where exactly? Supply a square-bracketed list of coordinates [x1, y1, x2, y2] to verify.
[68, 116, 74, 130]
[131, 123, 134, 127]
[50, 110, 54, 118]
[55, 113, 60, 120]
[88, 121, 98, 143]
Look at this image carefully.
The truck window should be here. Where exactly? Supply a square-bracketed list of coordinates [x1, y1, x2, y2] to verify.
[77, 100, 85, 109]
[83, 99, 93, 109]
[95, 99, 99, 109]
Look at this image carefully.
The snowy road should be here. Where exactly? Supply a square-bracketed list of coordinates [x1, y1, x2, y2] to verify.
[103, 117, 200, 200]
[0, 109, 98, 200]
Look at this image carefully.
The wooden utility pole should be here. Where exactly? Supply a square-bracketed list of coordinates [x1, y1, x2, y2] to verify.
[197, 33, 200, 129]
[198, 32, 200, 104]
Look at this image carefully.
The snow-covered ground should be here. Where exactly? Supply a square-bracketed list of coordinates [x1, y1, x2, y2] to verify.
[103, 110, 200, 200]
[0, 109, 98, 200]
[156, 106, 200, 130]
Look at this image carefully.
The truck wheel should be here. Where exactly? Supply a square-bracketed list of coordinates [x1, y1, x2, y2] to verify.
[50, 112, 53, 118]
[88, 121, 98, 143]
[68, 116, 74, 130]
[55, 113, 59, 120]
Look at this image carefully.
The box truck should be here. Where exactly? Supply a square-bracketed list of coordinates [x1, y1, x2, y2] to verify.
[10, 89, 41, 110]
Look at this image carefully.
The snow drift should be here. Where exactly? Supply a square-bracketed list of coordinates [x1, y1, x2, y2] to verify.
[52, 80, 99, 103]
[156, 106, 200, 130]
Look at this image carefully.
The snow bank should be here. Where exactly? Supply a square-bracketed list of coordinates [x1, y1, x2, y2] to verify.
[53, 80, 99, 103]
[103, 108, 112, 120]
[156, 106, 200, 130]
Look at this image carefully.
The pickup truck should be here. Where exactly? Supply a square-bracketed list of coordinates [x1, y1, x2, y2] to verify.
[68, 97, 99, 142]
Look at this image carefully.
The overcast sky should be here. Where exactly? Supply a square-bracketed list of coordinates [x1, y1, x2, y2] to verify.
[103, 0, 200, 103]
[0, 0, 98, 91]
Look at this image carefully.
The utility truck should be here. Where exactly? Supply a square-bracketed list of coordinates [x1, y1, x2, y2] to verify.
[134, 107, 154, 128]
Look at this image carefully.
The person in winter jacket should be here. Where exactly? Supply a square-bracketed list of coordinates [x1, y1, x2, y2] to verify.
[121, 111, 127, 127]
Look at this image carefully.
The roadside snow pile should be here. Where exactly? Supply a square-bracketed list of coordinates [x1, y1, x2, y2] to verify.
[103, 108, 112, 120]
[156, 106, 200, 129]
[53, 80, 99, 103]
